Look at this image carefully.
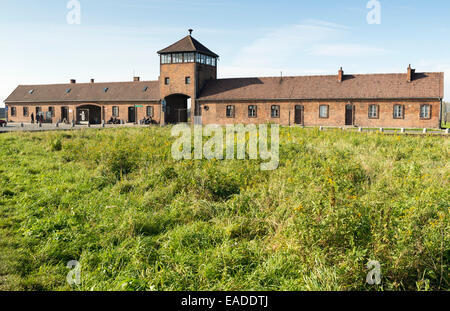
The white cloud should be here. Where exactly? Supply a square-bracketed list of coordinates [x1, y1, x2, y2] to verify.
[229, 19, 347, 69]
[309, 44, 390, 57]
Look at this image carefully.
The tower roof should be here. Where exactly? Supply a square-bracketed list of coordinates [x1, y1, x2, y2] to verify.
[157, 35, 219, 58]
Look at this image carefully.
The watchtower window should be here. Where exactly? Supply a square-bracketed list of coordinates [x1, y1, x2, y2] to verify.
[161, 54, 172, 64]
[172, 53, 183, 63]
[165, 77, 170, 85]
[183, 53, 195, 63]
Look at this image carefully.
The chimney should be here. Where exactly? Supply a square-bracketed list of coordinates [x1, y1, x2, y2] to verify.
[407, 64, 415, 83]
[134, 76, 140, 82]
[338, 67, 344, 83]
[90, 79, 95, 83]
[70, 79, 76, 84]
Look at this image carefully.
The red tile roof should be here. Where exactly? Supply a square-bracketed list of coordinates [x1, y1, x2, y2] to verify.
[198, 72, 444, 101]
[5, 81, 160, 103]
[157, 35, 219, 58]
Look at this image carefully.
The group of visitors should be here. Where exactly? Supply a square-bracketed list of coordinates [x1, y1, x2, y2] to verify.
[30, 113, 41, 124]
[141, 116, 155, 125]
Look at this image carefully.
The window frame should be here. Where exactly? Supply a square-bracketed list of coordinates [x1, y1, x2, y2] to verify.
[164, 77, 170, 85]
[172, 53, 183, 63]
[420, 104, 431, 120]
[319, 105, 329, 119]
[146, 106, 154, 117]
[393, 105, 405, 119]
[271, 105, 280, 118]
[11, 107, 16, 116]
[23, 107, 29, 117]
[248, 105, 257, 118]
[185, 76, 191, 85]
[161, 54, 172, 64]
[49, 106, 55, 117]
[368, 104, 379, 119]
[183, 52, 194, 63]
[112, 106, 119, 117]
[226, 105, 235, 118]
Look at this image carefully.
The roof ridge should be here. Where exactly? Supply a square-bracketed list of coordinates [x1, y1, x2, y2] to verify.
[18, 80, 159, 87]
[213, 72, 443, 81]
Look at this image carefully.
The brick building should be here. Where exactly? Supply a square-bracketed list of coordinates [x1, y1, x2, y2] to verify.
[4, 32, 445, 128]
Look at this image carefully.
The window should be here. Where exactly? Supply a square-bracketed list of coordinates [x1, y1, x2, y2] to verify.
[197, 54, 206, 64]
[112, 106, 119, 117]
[161, 54, 172, 64]
[393, 105, 404, 119]
[66, 88, 71, 94]
[185, 77, 191, 84]
[420, 104, 431, 119]
[183, 53, 194, 63]
[146, 106, 153, 117]
[368, 105, 379, 119]
[206, 56, 212, 66]
[49, 107, 55, 117]
[36, 107, 41, 114]
[165, 77, 170, 85]
[319, 105, 329, 118]
[143, 86, 148, 92]
[11, 107, 16, 116]
[103, 87, 109, 93]
[172, 53, 183, 63]
[23, 107, 29, 117]
[271, 105, 280, 118]
[226, 105, 235, 118]
[212, 58, 216, 66]
[248, 105, 257, 118]
[28, 89, 34, 94]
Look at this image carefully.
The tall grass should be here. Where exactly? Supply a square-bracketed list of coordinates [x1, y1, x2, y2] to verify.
[0, 127, 448, 291]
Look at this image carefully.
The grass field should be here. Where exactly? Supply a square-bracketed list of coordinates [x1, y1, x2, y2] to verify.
[0, 127, 448, 291]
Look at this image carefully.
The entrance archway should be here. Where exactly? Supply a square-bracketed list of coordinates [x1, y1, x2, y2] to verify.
[164, 94, 190, 124]
[76, 105, 101, 124]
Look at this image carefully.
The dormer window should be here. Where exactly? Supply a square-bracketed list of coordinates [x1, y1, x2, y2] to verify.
[66, 88, 71, 94]
[104, 87, 109, 92]
[143, 86, 149, 92]
[29, 89, 34, 94]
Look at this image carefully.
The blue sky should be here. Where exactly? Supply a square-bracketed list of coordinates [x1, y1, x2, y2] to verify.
[1, 0, 449, 104]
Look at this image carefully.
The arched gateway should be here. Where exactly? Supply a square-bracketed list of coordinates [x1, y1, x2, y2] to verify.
[164, 94, 190, 124]
[76, 105, 101, 125]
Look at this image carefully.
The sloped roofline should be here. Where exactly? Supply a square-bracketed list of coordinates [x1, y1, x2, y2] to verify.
[157, 35, 219, 58]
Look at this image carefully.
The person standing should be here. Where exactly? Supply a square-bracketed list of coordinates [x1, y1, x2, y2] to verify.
[31, 113, 34, 124]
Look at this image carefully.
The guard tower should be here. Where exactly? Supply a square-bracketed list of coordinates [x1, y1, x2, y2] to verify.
[157, 30, 219, 124]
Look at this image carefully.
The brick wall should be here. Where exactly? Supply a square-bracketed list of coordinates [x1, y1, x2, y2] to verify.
[199, 100, 441, 128]
[7, 102, 161, 124]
